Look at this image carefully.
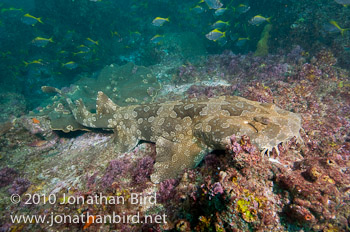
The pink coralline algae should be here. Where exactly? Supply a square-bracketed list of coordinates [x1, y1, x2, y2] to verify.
[132, 155, 154, 185]
[157, 179, 178, 203]
[200, 180, 224, 199]
[211, 182, 224, 195]
[0, 167, 18, 188]
[239, 134, 258, 154]
[276, 156, 350, 229]
[86, 171, 99, 189]
[99, 159, 129, 190]
[297, 63, 323, 81]
[206, 50, 291, 82]
[150, 48, 349, 231]
[286, 204, 315, 224]
[242, 81, 274, 103]
[226, 134, 261, 169]
[226, 135, 243, 155]
[8, 178, 31, 195]
[157, 129, 348, 230]
[187, 84, 236, 98]
[176, 62, 199, 84]
[155, 134, 281, 231]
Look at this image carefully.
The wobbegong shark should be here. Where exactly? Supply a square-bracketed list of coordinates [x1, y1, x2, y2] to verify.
[42, 86, 302, 183]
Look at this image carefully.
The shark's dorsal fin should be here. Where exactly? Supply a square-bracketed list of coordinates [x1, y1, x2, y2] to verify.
[96, 91, 119, 116]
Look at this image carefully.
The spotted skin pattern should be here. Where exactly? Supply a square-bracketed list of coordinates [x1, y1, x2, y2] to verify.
[51, 89, 302, 183]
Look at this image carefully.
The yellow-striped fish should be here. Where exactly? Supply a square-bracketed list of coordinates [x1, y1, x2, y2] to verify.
[62, 61, 78, 70]
[211, 20, 229, 29]
[334, 0, 350, 6]
[235, 37, 249, 47]
[206, 29, 226, 41]
[249, 15, 271, 26]
[31, 37, 53, 47]
[150, 34, 164, 43]
[214, 7, 228, 16]
[22, 13, 43, 25]
[23, 59, 43, 67]
[329, 20, 349, 36]
[202, 0, 223, 9]
[152, 17, 169, 26]
[85, 38, 99, 46]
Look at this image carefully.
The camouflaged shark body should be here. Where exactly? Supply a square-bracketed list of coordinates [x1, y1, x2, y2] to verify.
[43, 87, 302, 183]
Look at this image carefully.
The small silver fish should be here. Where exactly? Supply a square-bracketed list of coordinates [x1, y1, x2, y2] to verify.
[236, 4, 250, 14]
[150, 34, 164, 43]
[22, 13, 43, 26]
[214, 7, 227, 16]
[62, 61, 78, 70]
[203, 0, 223, 9]
[211, 20, 229, 29]
[152, 17, 169, 27]
[77, 45, 91, 52]
[206, 29, 225, 41]
[235, 37, 249, 47]
[249, 15, 271, 26]
[323, 20, 349, 36]
[85, 38, 99, 46]
[191, 5, 205, 14]
[334, 0, 350, 5]
[31, 37, 53, 47]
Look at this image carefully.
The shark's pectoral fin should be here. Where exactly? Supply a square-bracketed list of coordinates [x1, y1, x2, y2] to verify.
[113, 126, 139, 154]
[66, 92, 119, 129]
[69, 98, 96, 127]
[49, 113, 91, 132]
[150, 136, 210, 183]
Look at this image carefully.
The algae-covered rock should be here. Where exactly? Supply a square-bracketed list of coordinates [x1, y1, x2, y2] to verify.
[33, 63, 160, 132]
[72, 62, 160, 107]
[94, 62, 160, 106]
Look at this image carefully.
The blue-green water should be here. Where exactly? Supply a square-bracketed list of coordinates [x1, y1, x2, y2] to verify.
[0, 0, 349, 109]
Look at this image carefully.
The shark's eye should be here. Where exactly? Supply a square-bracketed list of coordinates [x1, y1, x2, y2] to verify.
[254, 116, 270, 125]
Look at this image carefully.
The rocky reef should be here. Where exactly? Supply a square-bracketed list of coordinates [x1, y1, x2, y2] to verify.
[0, 47, 349, 231]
